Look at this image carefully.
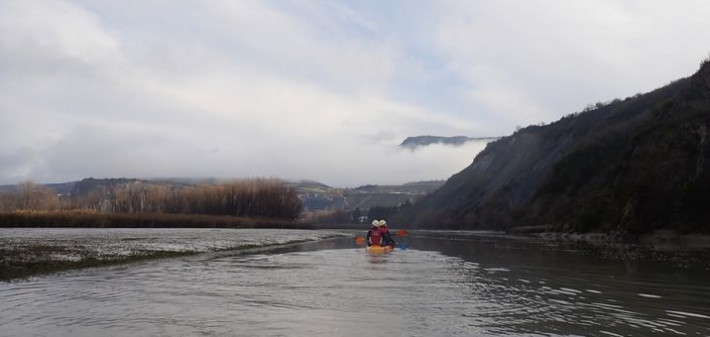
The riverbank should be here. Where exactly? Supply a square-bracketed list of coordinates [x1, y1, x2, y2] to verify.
[522, 230, 710, 270]
[534, 229, 710, 251]
[0, 211, 314, 229]
[509, 225, 710, 250]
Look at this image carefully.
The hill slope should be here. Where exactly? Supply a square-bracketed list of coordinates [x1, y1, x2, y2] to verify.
[399, 59, 710, 235]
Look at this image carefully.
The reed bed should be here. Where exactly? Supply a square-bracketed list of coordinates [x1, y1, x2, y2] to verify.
[0, 210, 314, 229]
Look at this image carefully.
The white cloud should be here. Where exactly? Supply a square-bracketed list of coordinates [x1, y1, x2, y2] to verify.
[435, 0, 710, 130]
[0, 0, 120, 69]
[1, 0, 710, 186]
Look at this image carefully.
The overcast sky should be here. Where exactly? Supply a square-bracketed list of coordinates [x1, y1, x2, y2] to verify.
[1, 0, 710, 187]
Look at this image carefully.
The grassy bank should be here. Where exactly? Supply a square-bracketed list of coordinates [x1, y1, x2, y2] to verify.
[0, 211, 315, 229]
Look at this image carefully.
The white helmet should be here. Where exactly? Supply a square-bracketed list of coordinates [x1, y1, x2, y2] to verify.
[371, 220, 380, 227]
[379, 220, 387, 226]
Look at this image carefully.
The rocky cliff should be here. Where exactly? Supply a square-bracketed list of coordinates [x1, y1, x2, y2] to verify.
[399, 59, 710, 235]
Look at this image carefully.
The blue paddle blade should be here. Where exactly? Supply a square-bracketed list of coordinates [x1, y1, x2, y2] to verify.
[397, 243, 407, 250]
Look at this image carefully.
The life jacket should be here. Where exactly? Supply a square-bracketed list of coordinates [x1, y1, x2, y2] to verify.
[380, 226, 394, 246]
[368, 227, 383, 246]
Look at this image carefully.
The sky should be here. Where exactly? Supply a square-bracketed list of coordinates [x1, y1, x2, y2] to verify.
[1, 0, 710, 187]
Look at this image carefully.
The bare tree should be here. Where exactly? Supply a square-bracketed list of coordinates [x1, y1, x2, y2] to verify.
[1, 181, 61, 211]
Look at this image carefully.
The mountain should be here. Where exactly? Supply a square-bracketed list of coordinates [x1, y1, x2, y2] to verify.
[397, 58, 710, 236]
[0, 181, 76, 195]
[290, 180, 445, 213]
[400, 135, 499, 150]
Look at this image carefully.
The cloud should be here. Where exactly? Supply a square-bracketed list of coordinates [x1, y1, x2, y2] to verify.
[0, 0, 119, 64]
[1, 0, 710, 186]
[434, 0, 710, 128]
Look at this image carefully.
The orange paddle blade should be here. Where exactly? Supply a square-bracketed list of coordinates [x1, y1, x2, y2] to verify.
[355, 237, 366, 245]
[396, 229, 409, 236]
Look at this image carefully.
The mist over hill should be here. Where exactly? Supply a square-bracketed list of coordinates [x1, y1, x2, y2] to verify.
[396, 58, 710, 236]
[400, 136, 499, 150]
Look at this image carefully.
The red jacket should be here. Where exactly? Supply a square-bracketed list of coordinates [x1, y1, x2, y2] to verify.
[366, 226, 383, 246]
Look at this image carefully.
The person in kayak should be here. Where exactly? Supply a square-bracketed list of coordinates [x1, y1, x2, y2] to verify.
[379, 220, 397, 247]
[366, 220, 384, 246]
[366, 220, 397, 247]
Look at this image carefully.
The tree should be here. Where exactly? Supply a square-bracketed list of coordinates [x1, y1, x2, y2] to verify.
[3, 181, 61, 211]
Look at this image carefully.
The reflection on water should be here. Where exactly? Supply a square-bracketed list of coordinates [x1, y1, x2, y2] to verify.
[1, 231, 709, 336]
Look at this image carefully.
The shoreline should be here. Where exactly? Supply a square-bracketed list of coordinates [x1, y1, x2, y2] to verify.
[534, 230, 710, 252]
[509, 225, 710, 251]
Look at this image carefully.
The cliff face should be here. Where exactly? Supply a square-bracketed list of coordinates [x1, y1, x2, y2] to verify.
[401, 60, 710, 235]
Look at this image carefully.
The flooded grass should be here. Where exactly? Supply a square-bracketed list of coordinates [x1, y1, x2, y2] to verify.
[0, 248, 195, 282]
[0, 228, 348, 282]
[0, 211, 321, 281]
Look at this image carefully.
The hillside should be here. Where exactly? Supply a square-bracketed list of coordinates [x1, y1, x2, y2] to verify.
[398, 58, 710, 236]
[290, 180, 444, 213]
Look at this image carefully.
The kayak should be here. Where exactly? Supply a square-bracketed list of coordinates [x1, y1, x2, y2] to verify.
[366, 245, 394, 254]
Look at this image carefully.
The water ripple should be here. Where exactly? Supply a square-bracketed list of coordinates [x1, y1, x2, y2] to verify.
[2, 233, 709, 336]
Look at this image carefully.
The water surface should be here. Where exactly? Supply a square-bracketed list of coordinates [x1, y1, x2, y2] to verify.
[2, 230, 709, 336]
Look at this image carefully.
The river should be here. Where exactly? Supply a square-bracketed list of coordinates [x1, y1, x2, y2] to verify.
[1, 230, 709, 336]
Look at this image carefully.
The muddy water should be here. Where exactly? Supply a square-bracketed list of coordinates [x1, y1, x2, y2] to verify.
[1, 231, 709, 336]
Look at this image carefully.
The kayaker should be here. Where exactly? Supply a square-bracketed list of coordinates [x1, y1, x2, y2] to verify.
[366, 220, 383, 246]
[379, 220, 397, 247]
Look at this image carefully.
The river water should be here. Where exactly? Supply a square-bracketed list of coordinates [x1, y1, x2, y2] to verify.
[1, 230, 709, 336]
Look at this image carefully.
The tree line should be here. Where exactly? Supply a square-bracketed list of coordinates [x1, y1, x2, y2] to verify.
[0, 179, 302, 220]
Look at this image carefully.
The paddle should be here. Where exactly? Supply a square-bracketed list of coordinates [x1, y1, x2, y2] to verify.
[391, 229, 409, 250]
